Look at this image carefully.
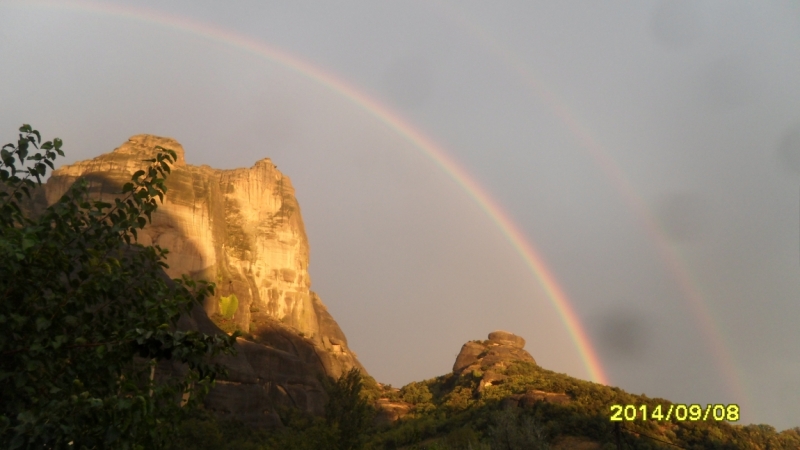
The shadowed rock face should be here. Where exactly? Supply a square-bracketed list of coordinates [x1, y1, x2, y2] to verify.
[37, 135, 365, 426]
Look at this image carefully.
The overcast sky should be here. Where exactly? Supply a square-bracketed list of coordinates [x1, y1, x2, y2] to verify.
[2, 0, 799, 429]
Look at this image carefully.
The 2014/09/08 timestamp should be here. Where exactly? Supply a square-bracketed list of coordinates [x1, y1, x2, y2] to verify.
[610, 404, 740, 422]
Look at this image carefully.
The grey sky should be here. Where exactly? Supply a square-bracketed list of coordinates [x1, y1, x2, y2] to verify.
[1, 0, 799, 429]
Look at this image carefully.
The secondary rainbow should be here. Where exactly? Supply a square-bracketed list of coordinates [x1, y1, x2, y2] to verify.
[435, 4, 748, 408]
[16, 0, 610, 384]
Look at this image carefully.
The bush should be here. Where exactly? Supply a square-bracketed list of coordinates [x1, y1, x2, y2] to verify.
[0, 125, 236, 449]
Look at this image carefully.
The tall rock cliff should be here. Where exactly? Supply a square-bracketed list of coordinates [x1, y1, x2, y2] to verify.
[39, 135, 364, 426]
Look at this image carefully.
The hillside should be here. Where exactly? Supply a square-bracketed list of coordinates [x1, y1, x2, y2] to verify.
[175, 331, 800, 449]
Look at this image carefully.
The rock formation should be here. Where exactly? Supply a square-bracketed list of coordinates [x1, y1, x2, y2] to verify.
[453, 331, 535, 375]
[374, 398, 413, 426]
[37, 135, 365, 426]
[449, 330, 571, 410]
[453, 330, 536, 393]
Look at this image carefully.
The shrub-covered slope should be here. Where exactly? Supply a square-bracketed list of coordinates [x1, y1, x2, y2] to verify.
[177, 332, 800, 449]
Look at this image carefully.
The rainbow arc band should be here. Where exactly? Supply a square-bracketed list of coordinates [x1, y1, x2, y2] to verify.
[8, 0, 614, 382]
[429, 0, 748, 409]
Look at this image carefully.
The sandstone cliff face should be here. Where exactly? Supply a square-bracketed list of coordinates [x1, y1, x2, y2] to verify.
[41, 135, 364, 425]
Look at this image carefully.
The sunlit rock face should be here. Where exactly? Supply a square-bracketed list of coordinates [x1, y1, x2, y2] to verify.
[453, 330, 535, 376]
[452, 331, 536, 395]
[41, 135, 364, 425]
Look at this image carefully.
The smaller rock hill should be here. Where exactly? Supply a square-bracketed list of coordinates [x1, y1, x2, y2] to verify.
[453, 330, 536, 394]
[362, 331, 800, 450]
[375, 330, 545, 425]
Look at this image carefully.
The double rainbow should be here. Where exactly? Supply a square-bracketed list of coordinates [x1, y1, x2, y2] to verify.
[15, 0, 752, 391]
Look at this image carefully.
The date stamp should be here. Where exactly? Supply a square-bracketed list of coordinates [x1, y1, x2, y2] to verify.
[610, 404, 740, 422]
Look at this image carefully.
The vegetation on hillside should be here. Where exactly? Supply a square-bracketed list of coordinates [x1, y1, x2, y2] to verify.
[175, 358, 800, 449]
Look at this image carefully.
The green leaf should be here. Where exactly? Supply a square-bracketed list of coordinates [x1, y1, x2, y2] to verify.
[218, 294, 238, 320]
[9, 433, 24, 450]
[21, 237, 35, 250]
[35, 317, 50, 331]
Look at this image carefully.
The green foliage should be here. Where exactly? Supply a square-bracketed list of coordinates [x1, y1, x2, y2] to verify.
[323, 368, 377, 450]
[219, 294, 238, 320]
[442, 425, 485, 450]
[401, 381, 435, 415]
[503, 360, 537, 377]
[442, 386, 476, 412]
[365, 360, 800, 450]
[487, 407, 549, 450]
[401, 382, 433, 406]
[359, 374, 384, 404]
[182, 368, 377, 450]
[0, 125, 237, 449]
[172, 409, 268, 450]
[171, 347, 800, 449]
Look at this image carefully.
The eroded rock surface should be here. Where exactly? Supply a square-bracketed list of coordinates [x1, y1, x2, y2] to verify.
[453, 330, 535, 377]
[39, 135, 365, 426]
[453, 330, 537, 395]
[374, 399, 413, 426]
[451, 332, 573, 411]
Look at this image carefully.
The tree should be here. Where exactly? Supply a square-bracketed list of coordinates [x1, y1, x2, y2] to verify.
[0, 125, 237, 449]
[322, 368, 376, 450]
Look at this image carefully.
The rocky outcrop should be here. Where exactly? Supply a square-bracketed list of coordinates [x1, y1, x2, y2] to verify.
[374, 399, 413, 426]
[453, 330, 535, 376]
[451, 331, 572, 410]
[38, 135, 365, 426]
[453, 331, 537, 394]
[501, 390, 570, 409]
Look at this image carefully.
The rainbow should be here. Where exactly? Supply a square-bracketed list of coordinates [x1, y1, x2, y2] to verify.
[435, 3, 748, 407]
[11, 0, 609, 384]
